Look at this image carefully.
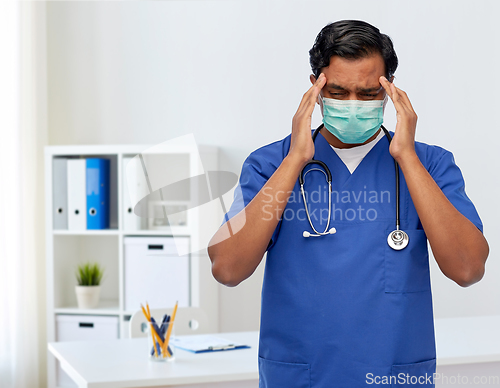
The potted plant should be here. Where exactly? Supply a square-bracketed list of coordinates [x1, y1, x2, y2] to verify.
[75, 262, 104, 309]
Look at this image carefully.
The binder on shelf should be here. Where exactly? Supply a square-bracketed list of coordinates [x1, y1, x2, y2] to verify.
[122, 156, 143, 231]
[52, 158, 68, 230]
[86, 158, 110, 230]
[67, 159, 87, 230]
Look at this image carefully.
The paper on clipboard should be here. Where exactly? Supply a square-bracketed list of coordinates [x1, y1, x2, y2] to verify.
[171, 335, 250, 353]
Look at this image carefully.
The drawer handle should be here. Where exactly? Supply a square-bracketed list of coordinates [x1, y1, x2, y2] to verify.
[148, 244, 163, 250]
[79, 322, 94, 328]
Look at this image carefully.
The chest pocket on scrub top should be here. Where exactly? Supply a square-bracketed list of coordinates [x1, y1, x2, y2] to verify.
[384, 229, 431, 293]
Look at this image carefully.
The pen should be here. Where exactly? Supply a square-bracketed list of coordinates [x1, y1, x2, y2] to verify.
[150, 316, 163, 356]
[141, 303, 158, 358]
[208, 344, 236, 350]
[141, 303, 171, 357]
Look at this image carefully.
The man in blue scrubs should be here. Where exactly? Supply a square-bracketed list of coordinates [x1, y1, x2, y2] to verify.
[208, 20, 489, 387]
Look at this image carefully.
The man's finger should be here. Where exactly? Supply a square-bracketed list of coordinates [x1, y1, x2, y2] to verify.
[394, 86, 415, 113]
[297, 73, 326, 116]
[314, 73, 327, 90]
[309, 73, 326, 100]
[379, 77, 413, 117]
[296, 73, 325, 112]
[379, 76, 403, 112]
[379, 76, 393, 100]
[390, 82, 409, 114]
[305, 74, 326, 113]
[306, 73, 326, 107]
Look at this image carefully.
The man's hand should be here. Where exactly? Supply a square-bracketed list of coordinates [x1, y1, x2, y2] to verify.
[379, 76, 488, 287]
[289, 73, 326, 167]
[380, 76, 417, 163]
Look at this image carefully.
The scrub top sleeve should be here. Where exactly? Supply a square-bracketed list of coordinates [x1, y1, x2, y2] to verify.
[428, 149, 484, 233]
[220, 147, 284, 251]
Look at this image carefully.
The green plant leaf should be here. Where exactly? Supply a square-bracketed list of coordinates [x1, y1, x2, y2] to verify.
[75, 262, 105, 286]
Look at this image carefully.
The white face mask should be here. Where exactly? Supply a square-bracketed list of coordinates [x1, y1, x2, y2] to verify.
[321, 95, 388, 144]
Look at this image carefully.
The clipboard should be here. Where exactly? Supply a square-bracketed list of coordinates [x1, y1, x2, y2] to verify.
[170, 335, 251, 353]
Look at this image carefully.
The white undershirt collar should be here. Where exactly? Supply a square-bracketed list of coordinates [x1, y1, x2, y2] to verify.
[330, 129, 386, 174]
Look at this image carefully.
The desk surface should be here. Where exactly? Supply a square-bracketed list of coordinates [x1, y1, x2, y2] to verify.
[435, 315, 500, 366]
[49, 316, 500, 387]
[49, 331, 259, 388]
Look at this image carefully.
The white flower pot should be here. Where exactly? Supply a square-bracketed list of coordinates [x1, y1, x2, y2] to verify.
[75, 285, 101, 309]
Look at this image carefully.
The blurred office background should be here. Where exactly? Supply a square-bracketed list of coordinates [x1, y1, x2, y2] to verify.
[1, 0, 499, 386]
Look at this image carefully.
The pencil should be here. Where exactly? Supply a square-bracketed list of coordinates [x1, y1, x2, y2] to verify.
[142, 303, 173, 357]
[162, 301, 178, 355]
[140, 304, 150, 320]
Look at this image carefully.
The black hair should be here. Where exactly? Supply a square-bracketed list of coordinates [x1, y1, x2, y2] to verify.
[309, 20, 398, 79]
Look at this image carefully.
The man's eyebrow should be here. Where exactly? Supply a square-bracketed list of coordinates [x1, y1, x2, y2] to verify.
[357, 86, 383, 93]
[326, 83, 382, 93]
[326, 83, 346, 90]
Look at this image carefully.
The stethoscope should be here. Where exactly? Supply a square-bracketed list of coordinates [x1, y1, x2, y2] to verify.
[299, 124, 409, 251]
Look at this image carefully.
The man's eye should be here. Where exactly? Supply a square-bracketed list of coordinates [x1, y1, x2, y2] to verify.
[361, 94, 377, 97]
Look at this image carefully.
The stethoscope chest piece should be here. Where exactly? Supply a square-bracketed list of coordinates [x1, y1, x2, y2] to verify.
[387, 230, 409, 250]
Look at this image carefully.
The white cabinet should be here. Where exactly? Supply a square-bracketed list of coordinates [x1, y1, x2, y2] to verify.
[45, 143, 221, 388]
[123, 236, 190, 311]
[56, 315, 120, 342]
[56, 315, 120, 387]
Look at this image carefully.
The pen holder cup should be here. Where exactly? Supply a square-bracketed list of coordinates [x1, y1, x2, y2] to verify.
[146, 321, 175, 362]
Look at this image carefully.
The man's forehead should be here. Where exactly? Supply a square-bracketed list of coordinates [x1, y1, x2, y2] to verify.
[326, 81, 383, 93]
[323, 54, 386, 89]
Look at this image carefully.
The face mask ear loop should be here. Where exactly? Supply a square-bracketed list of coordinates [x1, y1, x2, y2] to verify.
[317, 94, 324, 114]
[382, 94, 388, 114]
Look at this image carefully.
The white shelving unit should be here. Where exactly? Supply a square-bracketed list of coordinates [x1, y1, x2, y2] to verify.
[45, 142, 221, 388]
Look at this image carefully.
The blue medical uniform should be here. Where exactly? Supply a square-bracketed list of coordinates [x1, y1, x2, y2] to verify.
[222, 130, 483, 388]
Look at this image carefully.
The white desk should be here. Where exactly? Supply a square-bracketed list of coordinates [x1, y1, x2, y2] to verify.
[49, 317, 500, 388]
[435, 315, 500, 365]
[48, 331, 259, 388]
[434, 316, 500, 388]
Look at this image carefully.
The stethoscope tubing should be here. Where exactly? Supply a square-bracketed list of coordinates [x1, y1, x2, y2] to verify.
[380, 125, 401, 231]
[299, 124, 407, 248]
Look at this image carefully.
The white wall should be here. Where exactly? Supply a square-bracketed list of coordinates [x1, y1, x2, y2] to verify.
[47, 0, 500, 331]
